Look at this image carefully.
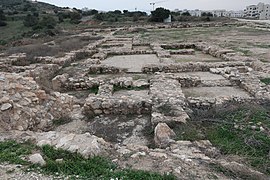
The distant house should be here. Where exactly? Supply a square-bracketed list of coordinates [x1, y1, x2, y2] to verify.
[225, 10, 244, 18]
[211, 10, 226, 17]
[189, 9, 202, 17]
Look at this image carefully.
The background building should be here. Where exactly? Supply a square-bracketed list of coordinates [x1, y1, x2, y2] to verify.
[244, 3, 270, 19]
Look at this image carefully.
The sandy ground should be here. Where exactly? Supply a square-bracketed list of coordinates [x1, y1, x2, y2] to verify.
[182, 86, 251, 98]
[102, 54, 160, 72]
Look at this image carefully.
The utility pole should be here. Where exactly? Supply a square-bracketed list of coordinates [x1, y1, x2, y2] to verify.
[150, 3, 156, 11]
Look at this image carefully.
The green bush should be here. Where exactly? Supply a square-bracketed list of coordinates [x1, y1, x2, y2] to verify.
[150, 7, 170, 22]
[23, 14, 38, 27]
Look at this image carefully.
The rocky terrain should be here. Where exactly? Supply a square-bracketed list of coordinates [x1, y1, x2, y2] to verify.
[0, 20, 270, 179]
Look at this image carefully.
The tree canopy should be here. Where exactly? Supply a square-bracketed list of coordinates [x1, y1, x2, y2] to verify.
[150, 7, 170, 22]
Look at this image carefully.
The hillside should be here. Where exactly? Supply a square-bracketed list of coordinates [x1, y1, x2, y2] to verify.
[0, 0, 82, 47]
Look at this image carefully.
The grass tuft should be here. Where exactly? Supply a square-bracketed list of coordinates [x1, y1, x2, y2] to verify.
[0, 141, 176, 179]
[175, 105, 270, 175]
[260, 78, 270, 85]
[0, 140, 35, 165]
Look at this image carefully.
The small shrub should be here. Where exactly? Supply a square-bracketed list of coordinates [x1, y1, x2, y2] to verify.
[0, 20, 7, 26]
[89, 85, 99, 94]
[260, 78, 270, 85]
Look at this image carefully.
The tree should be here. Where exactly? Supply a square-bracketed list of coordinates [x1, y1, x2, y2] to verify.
[0, 9, 6, 21]
[0, 9, 7, 26]
[39, 16, 57, 29]
[70, 12, 81, 24]
[150, 7, 170, 22]
[58, 13, 64, 23]
[23, 14, 38, 27]
[82, 9, 98, 16]
[182, 11, 191, 16]
[202, 12, 213, 17]
[113, 10, 122, 15]
[94, 13, 105, 21]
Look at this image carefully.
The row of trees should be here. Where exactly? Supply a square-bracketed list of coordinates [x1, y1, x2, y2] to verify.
[23, 10, 82, 29]
[93, 10, 148, 22]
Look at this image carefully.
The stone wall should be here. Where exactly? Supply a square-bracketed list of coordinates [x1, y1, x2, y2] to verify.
[83, 95, 152, 117]
[0, 72, 76, 131]
[142, 61, 250, 74]
[150, 74, 189, 126]
[88, 65, 128, 74]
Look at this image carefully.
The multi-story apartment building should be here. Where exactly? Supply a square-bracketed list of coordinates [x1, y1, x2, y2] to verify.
[244, 5, 259, 18]
[244, 3, 270, 19]
[258, 2, 270, 20]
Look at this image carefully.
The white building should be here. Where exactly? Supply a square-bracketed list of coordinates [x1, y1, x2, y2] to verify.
[258, 2, 270, 20]
[211, 10, 226, 17]
[189, 9, 202, 17]
[244, 3, 270, 19]
[225, 10, 244, 18]
[244, 4, 259, 18]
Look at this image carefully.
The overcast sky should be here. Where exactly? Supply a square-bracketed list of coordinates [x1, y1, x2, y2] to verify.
[39, 0, 270, 12]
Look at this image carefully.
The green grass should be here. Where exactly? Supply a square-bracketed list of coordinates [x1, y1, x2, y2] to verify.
[175, 105, 270, 175]
[255, 44, 270, 49]
[0, 140, 35, 165]
[260, 78, 270, 85]
[140, 27, 232, 43]
[0, 20, 30, 44]
[0, 141, 175, 179]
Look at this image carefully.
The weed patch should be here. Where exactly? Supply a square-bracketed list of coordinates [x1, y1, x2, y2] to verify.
[260, 78, 270, 85]
[0, 141, 176, 179]
[89, 85, 99, 94]
[175, 104, 270, 175]
[0, 140, 35, 165]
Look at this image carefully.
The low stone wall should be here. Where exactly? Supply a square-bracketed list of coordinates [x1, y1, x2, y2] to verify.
[83, 95, 152, 117]
[161, 44, 196, 50]
[98, 84, 113, 96]
[172, 75, 201, 88]
[209, 66, 270, 100]
[195, 43, 256, 62]
[169, 49, 195, 55]
[107, 50, 154, 56]
[187, 96, 255, 110]
[150, 74, 189, 126]
[187, 97, 217, 110]
[88, 65, 127, 74]
[142, 61, 250, 74]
